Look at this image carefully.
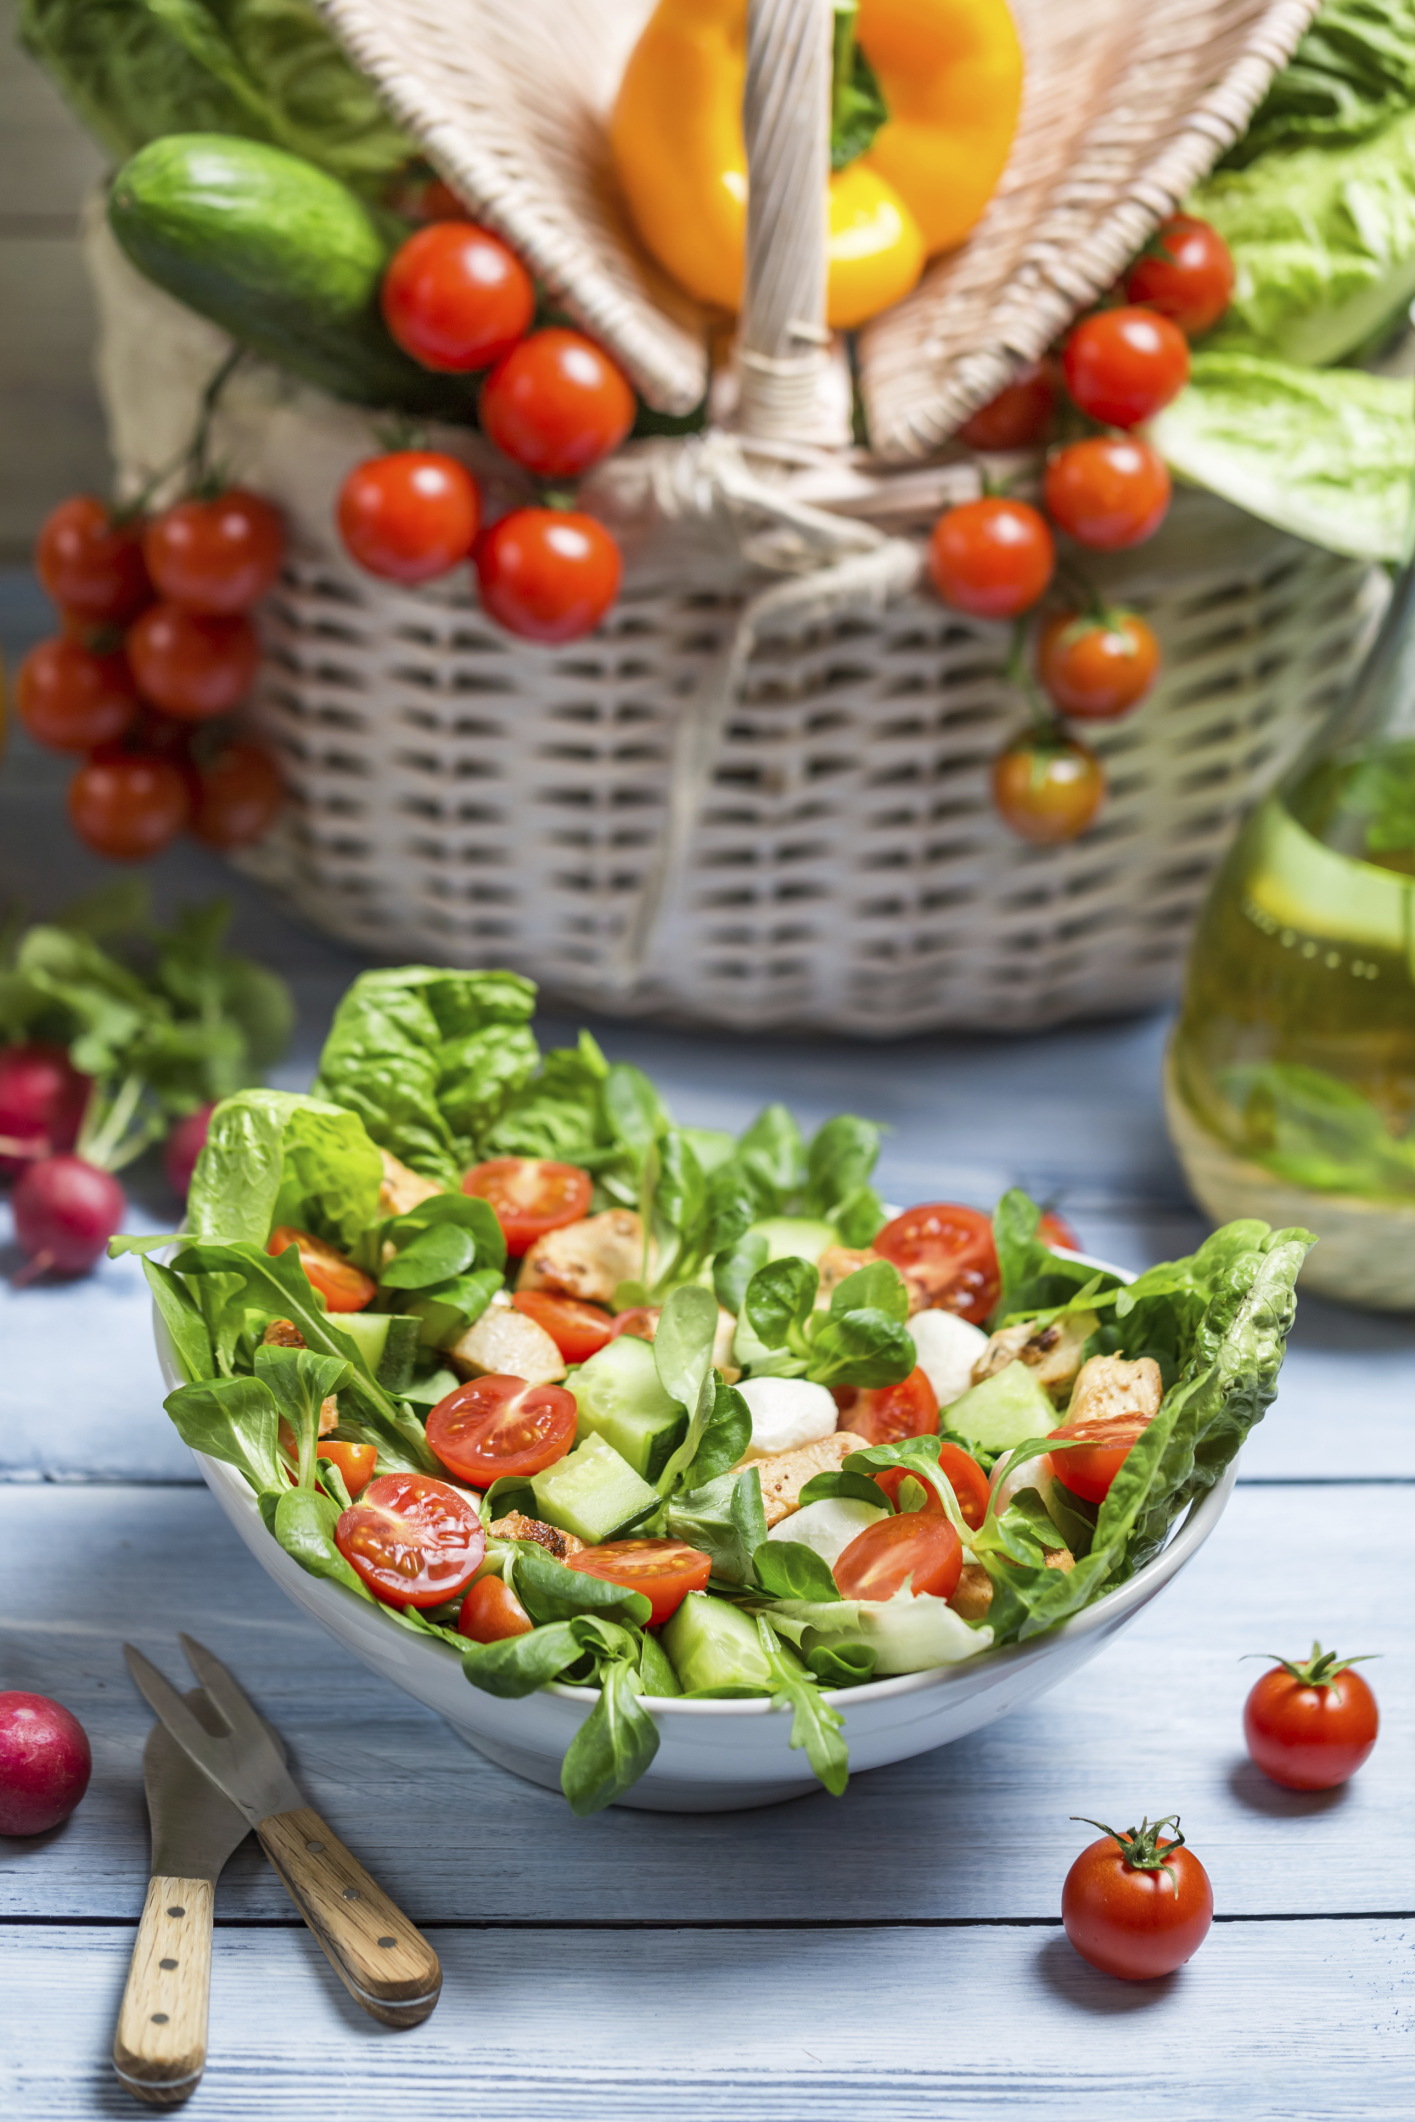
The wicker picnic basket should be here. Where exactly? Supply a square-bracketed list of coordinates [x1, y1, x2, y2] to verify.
[90, 0, 1377, 1033]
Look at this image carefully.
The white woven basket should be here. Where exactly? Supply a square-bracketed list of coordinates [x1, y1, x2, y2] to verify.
[88, 0, 1374, 1033]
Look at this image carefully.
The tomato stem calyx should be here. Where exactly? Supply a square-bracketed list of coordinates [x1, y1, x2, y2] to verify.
[1244, 1641, 1377, 1688]
[1072, 1812, 1187, 1889]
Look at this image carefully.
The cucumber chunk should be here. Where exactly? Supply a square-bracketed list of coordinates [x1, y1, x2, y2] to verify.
[530, 1434, 659, 1545]
[334, 1312, 422, 1392]
[748, 1216, 839, 1266]
[571, 1335, 687, 1481]
[944, 1360, 1057, 1453]
[662, 1593, 773, 1691]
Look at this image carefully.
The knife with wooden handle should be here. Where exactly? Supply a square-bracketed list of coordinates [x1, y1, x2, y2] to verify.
[123, 1637, 441, 2031]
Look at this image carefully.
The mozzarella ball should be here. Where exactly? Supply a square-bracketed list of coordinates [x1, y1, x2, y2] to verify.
[767, 1497, 886, 1568]
[909, 1308, 989, 1409]
[737, 1375, 839, 1458]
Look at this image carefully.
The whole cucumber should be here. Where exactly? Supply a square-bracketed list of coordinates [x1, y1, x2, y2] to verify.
[108, 134, 473, 419]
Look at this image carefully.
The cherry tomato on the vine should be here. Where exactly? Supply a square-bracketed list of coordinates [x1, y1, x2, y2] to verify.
[836, 1366, 940, 1447]
[266, 1224, 376, 1312]
[1062, 1816, 1213, 1981]
[993, 732, 1106, 844]
[36, 496, 151, 625]
[458, 1573, 534, 1642]
[1125, 216, 1235, 338]
[475, 509, 622, 644]
[834, 1511, 963, 1602]
[927, 497, 1054, 620]
[191, 743, 284, 849]
[337, 451, 481, 584]
[382, 221, 534, 373]
[479, 328, 635, 478]
[874, 1201, 999, 1323]
[16, 639, 138, 753]
[1062, 307, 1189, 430]
[511, 1291, 615, 1362]
[1038, 610, 1160, 721]
[957, 360, 1059, 452]
[1243, 1644, 1379, 1791]
[143, 490, 285, 615]
[567, 1538, 712, 1627]
[1044, 437, 1171, 552]
[336, 1472, 485, 1609]
[67, 753, 190, 861]
[126, 602, 259, 719]
[426, 1374, 578, 1485]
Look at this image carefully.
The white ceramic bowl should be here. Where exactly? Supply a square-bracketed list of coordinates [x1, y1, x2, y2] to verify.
[152, 1277, 1237, 1813]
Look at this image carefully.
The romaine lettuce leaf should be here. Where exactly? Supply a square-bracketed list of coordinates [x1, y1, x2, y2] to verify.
[765, 1587, 994, 1674]
[1224, 0, 1415, 166]
[187, 1087, 383, 1251]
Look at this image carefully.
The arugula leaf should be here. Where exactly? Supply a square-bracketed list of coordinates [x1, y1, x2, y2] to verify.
[752, 1541, 842, 1602]
[143, 1256, 214, 1383]
[560, 1657, 660, 1816]
[254, 1344, 350, 1490]
[163, 1373, 283, 1492]
[272, 1486, 370, 1602]
[756, 1616, 848, 1796]
[665, 1466, 767, 1584]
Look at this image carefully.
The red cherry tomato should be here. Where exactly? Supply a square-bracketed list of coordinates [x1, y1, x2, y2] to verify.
[1062, 307, 1190, 430]
[335, 1472, 486, 1609]
[836, 1366, 940, 1446]
[1062, 1819, 1213, 1981]
[1044, 437, 1171, 552]
[126, 602, 259, 719]
[1038, 610, 1160, 721]
[458, 1573, 534, 1642]
[1125, 215, 1235, 338]
[191, 743, 284, 849]
[511, 1291, 615, 1362]
[479, 328, 635, 478]
[381, 222, 535, 373]
[993, 733, 1106, 844]
[462, 1155, 593, 1254]
[266, 1224, 376, 1313]
[475, 509, 622, 644]
[1243, 1647, 1379, 1791]
[874, 1202, 999, 1323]
[872, 1444, 990, 1530]
[833, 1510, 963, 1602]
[610, 1306, 660, 1342]
[16, 638, 138, 752]
[67, 754, 190, 861]
[567, 1538, 712, 1628]
[957, 360, 1059, 451]
[143, 490, 285, 615]
[337, 451, 481, 584]
[1038, 1210, 1082, 1252]
[426, 1373, 578, 1485]
[927, 497, 1055, 620]
[387, 172, 472, 225]
[1047, 1412, 1151, 1504]
[36, 496, 151, 625]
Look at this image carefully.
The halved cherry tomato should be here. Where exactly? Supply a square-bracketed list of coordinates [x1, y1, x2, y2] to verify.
[426, 1373, 577, 1485]
[1062, 307, 1189, 430]
[1047, 1412, 1151, 1504]
[874, 1202, 999, 1323]
[335, 1472, 485, 1609]
[610, 1306, 660, 1342]
[873, 1444, 990, 1530]
[458, 1573, 535, 1642]
[462, 1156, 593, 1254]
[836, 1366, 940, 1446]
[833, 1511, 963, 1602]
[1038, 1210, 1082, 1253]
[266, 1225, 376, 1313]
[1124, 215, 1235, 338]
[567, 1538, 712, 1628]
[317, 1439, 378, 1500]
[512, 1291, 615, 1362]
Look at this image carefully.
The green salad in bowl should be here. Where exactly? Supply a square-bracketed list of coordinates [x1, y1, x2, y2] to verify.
[118, 965, 1312, 1812]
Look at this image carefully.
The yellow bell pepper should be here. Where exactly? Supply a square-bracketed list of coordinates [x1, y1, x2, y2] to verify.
[611, 0, 1023, 331]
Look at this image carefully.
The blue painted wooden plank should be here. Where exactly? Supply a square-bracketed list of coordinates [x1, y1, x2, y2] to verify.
[0, 1482, 1405, 1923]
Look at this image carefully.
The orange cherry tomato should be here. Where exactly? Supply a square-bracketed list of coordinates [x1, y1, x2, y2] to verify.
[610, 1306, 660, 1343]
[566, 1539, 712, 1628]
[67, 753, 190, 862]
[511, 1291, 615, 1362]
[475, 508, 622, 645]
[191, 743, 284, 849]
[1047, 1412, 1151, 1504]
[1044, 437, 1171, 552]
[479, 328, 635, 478]
[874, 1201, 999, 1323]
[836, 1366, 940, 1446]
[992, 733, 1106, 845]
[458, 1573, 535, 1643]
[143, 489, 285, 615]
[1061, 307, 1189, 430]
[833, 1511, 963, 1602]
[425, 1374, 577, 1485]
[957, 360, 1059, 452]
[927, 497, 1055, 620]
[872, 1445, 990, 1530]
[36, 495, 151, 625]
[266, 1224, 376, 1313]
[1037, 611, 1160, 722]
[17, 638, 138, 753]
[462, 1156, 593, 1255]
[1124, 216, 1235, 338]
[382, 221, 534, 373]
[335, 1471, 485, 1609]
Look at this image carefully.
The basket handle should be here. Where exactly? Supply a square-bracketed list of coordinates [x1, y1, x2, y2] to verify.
[738, 0, 832, 440]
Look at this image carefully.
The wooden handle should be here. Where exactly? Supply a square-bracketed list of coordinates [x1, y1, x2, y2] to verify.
[112, 1876, 214, 2106]
[257, 1807, 441, 2028]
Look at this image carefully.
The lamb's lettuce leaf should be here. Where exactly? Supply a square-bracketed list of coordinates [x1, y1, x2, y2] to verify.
[665, 1466, 767, 1584]
[163, 1372, 283, 1492]
[188, 1088, 384, 1251]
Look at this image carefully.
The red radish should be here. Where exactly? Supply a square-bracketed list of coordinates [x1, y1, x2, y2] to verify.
[0, 1044, 91, 1175]
[164, 1103, 216, 1197]
[0, 1692, 92, 1835]
[12, 1155, 125, 1278]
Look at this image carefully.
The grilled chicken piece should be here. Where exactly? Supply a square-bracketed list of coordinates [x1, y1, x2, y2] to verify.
[489, 1510, 584, 1559]
[950, 1546, 1074, 1620]
[262, 1318, 306, 1350]
[517, 1208, 645, 1307]
[970, 1310, 1097, 1401]
[816, 1244, 929, 1317]
[378, 1148, 445, 1218]
[751, 1431, 856, 1528]
[449, 1302, 566, 1385]
[1066, 1353, 1163, 1427]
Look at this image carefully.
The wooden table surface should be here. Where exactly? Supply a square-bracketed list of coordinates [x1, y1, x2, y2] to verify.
[2, 575, 1413, 2119]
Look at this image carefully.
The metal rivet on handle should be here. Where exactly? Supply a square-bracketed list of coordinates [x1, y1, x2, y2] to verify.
[167, 1907, 185, 1919]
[343, 1888, 361, 1902]
[151, 2014, 169, 2026]
[305, 1839, 324, 1853]
[159, 1958, 178, 1970]
[377, 1936, 396, 1949]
